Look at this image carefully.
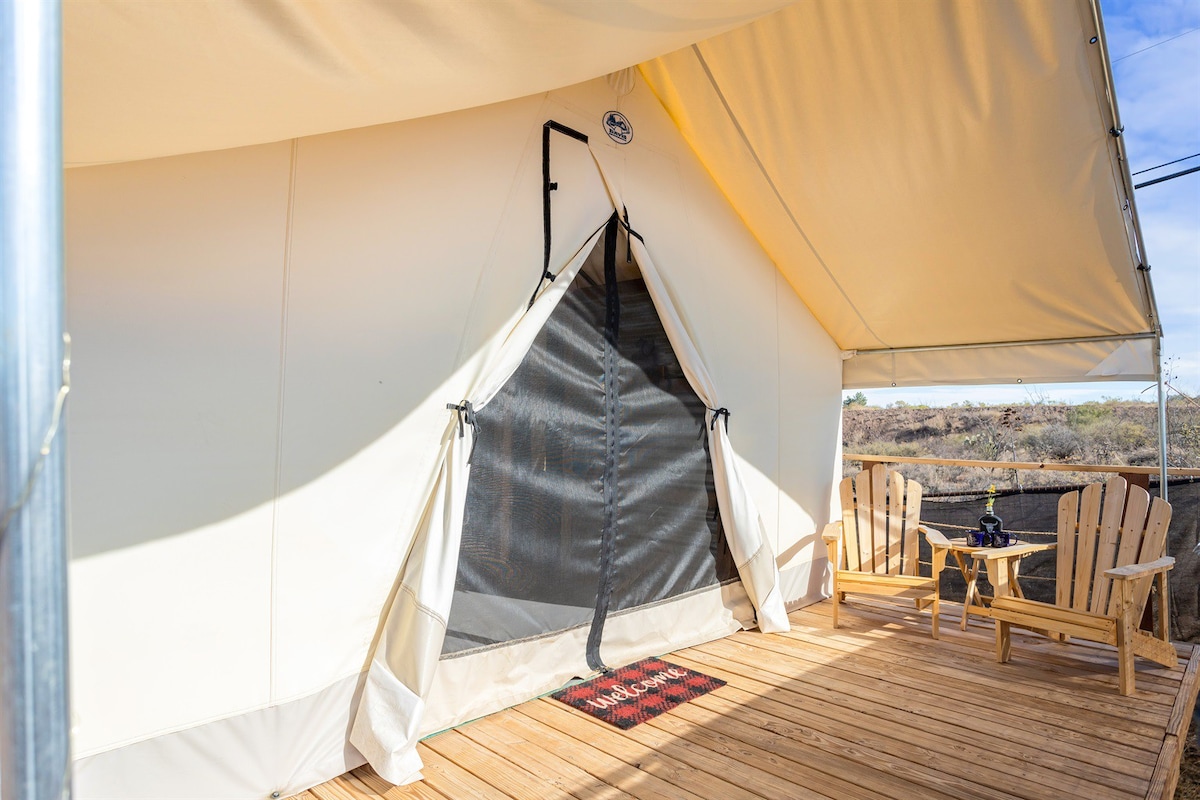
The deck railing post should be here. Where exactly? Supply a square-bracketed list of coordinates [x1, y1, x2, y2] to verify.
[0, 1, 73, 798]
[1155, 338, 1169, 503]
[1118, 471, 1152, 493]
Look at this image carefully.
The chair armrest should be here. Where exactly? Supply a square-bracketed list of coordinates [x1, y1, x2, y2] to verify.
[1105, 556, 1175, 580]
[972, 542, 1056, 561]
[918, 526, 951, 575]
[917, 525, 951, 549]
[821, 522, 843, 543]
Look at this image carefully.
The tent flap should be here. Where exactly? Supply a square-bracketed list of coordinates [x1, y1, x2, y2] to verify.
[843, 335, 1157, 389]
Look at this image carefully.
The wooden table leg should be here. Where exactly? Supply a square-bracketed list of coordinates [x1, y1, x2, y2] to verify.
[991, 556, 1011, 599]
[1010, 558, 1024, 599]
[958, 552, 978, 631]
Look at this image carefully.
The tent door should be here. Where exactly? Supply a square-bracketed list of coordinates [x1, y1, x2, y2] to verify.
[442, 214, 737, 669]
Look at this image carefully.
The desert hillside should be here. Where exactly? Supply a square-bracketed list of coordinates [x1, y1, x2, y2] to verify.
[842, 397, 1200, 494]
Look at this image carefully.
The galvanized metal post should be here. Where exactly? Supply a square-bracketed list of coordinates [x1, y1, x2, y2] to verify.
[1156, 339, 1169, 502]
[0, 1, 72, 799]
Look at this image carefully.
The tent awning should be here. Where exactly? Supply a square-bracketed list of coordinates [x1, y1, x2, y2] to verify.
[62, 0, 1159, 388]
[639, 0, 1158, 388]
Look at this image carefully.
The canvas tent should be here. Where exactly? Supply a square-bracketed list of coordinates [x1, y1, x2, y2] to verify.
[0, 0, 1161, 798]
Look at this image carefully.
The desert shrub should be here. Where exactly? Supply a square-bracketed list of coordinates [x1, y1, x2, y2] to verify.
[1079, 418, 1152, 463]
[841, 400, 1200, 494]
[853, 440, 924, 458]
[1067, 403, 1112, 427]
[1022, 423, 1082, 461]
[843, 391, 868, 408]
[959, 413, 1021, 461]
[1126, 446, 1160, 466]
[1170, 422, 1200, 467]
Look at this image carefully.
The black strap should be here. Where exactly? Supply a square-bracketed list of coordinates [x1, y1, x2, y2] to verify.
[446, 401, 479, 463]
[623, 206, 632, 263]
[545, 119, 589, 144]
[529, 120, 590, 309]
[602, 213, 620, 345]
[586, 213, 623, 673]
[617, 211, 644, 244]
[709, 407, 730, 433]
[540, 125, 555, 285]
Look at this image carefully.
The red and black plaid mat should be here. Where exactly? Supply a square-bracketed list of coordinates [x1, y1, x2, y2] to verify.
[550, 657, 725, 729]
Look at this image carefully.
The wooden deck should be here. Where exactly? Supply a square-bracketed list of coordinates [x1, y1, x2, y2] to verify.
[299, 599, 1200, 800]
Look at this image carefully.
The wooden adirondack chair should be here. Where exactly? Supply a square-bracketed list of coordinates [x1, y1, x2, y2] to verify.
[987, 476, 1175, 695]
[822, 465, 951, 638]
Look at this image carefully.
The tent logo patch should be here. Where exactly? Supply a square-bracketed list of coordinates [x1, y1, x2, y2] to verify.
[603, 111, 633, 144]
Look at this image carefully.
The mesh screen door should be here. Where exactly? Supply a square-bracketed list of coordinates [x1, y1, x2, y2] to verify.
[443, 216, 737, 669]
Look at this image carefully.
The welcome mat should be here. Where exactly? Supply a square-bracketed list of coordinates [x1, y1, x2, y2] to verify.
[550, 657, 725, 729]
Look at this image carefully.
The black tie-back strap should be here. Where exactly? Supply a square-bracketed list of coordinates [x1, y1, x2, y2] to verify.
[623, 206, 632, 263]
[447, 401, 479, 463]
[709, 407, 730, 432]
[447, 401, 477, 437]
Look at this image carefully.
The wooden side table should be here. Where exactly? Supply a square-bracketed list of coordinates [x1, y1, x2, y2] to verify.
[943, 538, 1055, 630]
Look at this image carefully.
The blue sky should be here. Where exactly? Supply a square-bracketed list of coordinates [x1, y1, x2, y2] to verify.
[854, 0, 1200, 408]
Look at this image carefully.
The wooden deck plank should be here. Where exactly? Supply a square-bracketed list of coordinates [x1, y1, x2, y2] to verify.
[424, 727, 572, 800]
[677, 637, 1152, 778]
[500, 703, 707, 800]
[637, 694, 883, 800]
[670, 646, 1150, 795]
[1148, 644, 1200, 799]
[310, 781, 359, 800]
[788, 602, 1183, 716]
[414, 744, 514, 799]
[787, 603, 1181, 708]
[519, 700, 764, 800]
[663, 690, 978, 800]
[300, 600, 1194, 800]
[346, 766, 451, 800]
[776, 609, 1172, 734]
[1145, 735, 1181, 800]
[1164, 642, 1200, 738]
[705, 618, 1166, 762]
[661, 692, 960, 800]
[526, 698, 829, 800]
[803, 599, 1185, 698]
[736, 625, 1164, 756]
[683, 675, 1132, 800]
[457, 714, 636, 800]
[314, 774, 442, 800]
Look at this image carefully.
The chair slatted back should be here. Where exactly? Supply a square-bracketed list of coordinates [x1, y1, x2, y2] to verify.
[1055, 477, 1172, 620]
[836, 464, 922, 577]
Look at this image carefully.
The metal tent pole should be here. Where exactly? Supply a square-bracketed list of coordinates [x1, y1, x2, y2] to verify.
[1156, 339, 1169, 502]
[0, 1, 72, 798]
